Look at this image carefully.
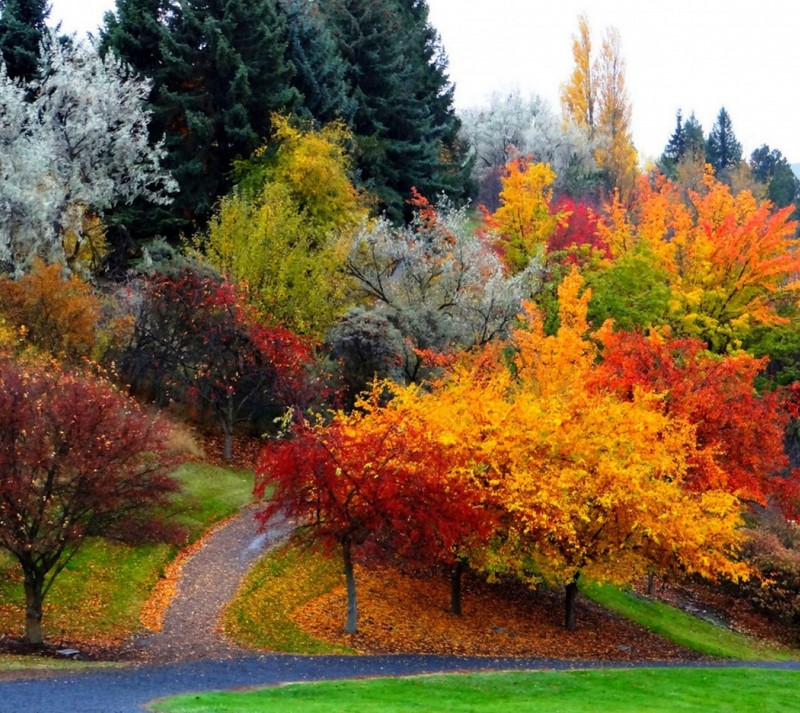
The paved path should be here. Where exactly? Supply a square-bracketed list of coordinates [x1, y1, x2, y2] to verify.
[4, 654, 800, 713]
[130, 505, 292, 662]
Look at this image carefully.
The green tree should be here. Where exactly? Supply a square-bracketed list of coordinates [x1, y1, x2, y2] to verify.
[706, 107, 742, 175]
[280, 0, 355, 125]
[202, 116, 369, 337]
[750, 144, 800, 211]
[322, 0, 469, 221]
[102, 0, 299, 242]
[0, 0, 49, 81]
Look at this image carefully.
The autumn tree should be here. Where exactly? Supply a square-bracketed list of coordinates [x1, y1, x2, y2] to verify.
[560, 14, 637, 197]
[202, 115, 369, 337]
[479, 158, 564, 273]
[255, 385, 491, 633]
[0, 356, 180, 644]
[0, 259, 101, 362]
[597, 170, 800, 350]
[121, 268, 313, 460]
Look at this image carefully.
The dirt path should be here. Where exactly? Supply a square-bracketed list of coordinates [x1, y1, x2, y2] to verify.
[130, 506, 291, 662]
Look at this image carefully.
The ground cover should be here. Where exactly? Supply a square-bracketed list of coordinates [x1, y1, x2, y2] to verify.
[0, 462, 252, 650]
[153, 668, 800, 713]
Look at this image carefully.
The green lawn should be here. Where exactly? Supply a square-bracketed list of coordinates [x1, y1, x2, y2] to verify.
[581, 580, 796, 661]
[0, 461, 253, 643]
[223, 543, 353, 654]
[153, 667, 800, 712]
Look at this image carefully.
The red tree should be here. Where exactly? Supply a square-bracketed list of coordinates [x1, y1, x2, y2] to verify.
[592, 329, 797, 510]
[0, 357, 181, 644]
[123, 269, 315, 459]
[546, 197, 610, 258]
[255, 389, 492, 632]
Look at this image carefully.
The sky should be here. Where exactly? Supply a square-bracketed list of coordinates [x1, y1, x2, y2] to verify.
[48, 0, 800, 163]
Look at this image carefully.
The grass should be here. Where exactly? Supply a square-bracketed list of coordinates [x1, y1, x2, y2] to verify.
[581, 580, 797, 661]
[152, 667, 800, 712]
[0, 654, 120, 672]
[0, 461, 253, 645]
[223, 543, 354, 654]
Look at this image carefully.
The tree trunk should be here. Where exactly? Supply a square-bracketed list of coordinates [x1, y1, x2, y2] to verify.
[23, 571, 45, 646]
[342, 540, 358, 634]
[564, 576, 579, 632]
[222, 398, 234, 461]
[450, 559, 466, 615]
[646, 572, 655, 596]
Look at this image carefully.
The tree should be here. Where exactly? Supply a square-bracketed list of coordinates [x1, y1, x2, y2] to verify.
[593, 26, 638, 197]
[0, 0, 49, 81]
[321, 0, 470, 221]
[102, 0, 298, 241]
[0, 36, 175, 273]
[593, 329, 798, 511]
[121, 268, 313, 460]
[479, 158, 564, 273]
[202, 115, 369, 337]
[0, 259, 101, 362]
[255, 384, 491, 632]
[336, 191, 537, 396]
[0, 356, 180, 644]
[560, 13, 595, 136]
[279, 0, 355, 125]
[560, 15, 637, 198]
[750, 144, 800, 211]
[706, 107, 742, 176]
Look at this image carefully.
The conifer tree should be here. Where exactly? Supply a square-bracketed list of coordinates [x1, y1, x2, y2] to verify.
[0, 0, 49, 80]
[706, 107, 742, 175]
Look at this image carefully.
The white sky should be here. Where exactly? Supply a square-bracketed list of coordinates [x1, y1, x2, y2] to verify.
[49, 0, 800, 163]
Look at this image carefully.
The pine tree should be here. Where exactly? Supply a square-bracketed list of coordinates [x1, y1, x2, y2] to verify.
[322, 0, 469, 221]
[683, 112, 705, 158]
[750, 144, 800, 210]
[0, 0, 50, 80]
[280, 0, 355, 125]
[658, 109, 685, 178]
[102, 0, 299, 243]
[705, 107, 742, 175]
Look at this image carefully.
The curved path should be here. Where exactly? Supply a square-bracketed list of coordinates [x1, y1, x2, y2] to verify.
[130, 505, 292, 662]
[3, 508, 799, 712]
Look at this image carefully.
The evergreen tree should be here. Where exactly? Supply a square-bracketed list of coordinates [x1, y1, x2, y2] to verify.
[0, 0, 50, 80]
[280, 0, 355, 125]
[322, 0, 469, 221]
[683, 112, 705, 158]
[750, 144, 800, 210]
[102, 0, 299, 243]
[705, 107, 742, 175]
[658, 109, 685, 178]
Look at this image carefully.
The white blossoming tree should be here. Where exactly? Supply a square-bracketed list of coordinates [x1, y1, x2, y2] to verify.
[0, 35, 175, 273]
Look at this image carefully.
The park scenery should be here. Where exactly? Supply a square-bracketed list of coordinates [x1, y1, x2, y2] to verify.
[1, 1, 800, 711]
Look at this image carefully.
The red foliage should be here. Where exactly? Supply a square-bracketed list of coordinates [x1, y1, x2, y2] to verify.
[546, 197, 610, 258]
[255, 411, 491, 568]
[592, 330, 797, 511]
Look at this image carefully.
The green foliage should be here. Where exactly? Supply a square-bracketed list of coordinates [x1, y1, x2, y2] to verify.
[581, 581, 795, 660]
[154, 669, 800, 713]
[223, 543, 354, 654]
[0, 0, 49, 81]
[706, 107, 742, 176]
[202, 116, 368, 337]
[585, 243, 671, 330]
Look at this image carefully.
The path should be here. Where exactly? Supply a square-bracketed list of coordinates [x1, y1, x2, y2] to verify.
[5, 654, 800, 713]
[130, 505, 292, 662]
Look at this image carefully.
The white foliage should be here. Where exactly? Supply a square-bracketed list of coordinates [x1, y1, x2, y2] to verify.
[0, 35, 176, 271]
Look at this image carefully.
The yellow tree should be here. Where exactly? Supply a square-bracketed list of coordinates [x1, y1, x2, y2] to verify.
[479, 158, 564, 273]
[560, 13, 595, 136]
[594, 27, 638, 199]
[201, 115, 370, 337]
[376, 270, 747, 630]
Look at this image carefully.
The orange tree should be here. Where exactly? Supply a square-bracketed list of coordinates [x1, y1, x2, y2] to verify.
[0, 356, 180, 645]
